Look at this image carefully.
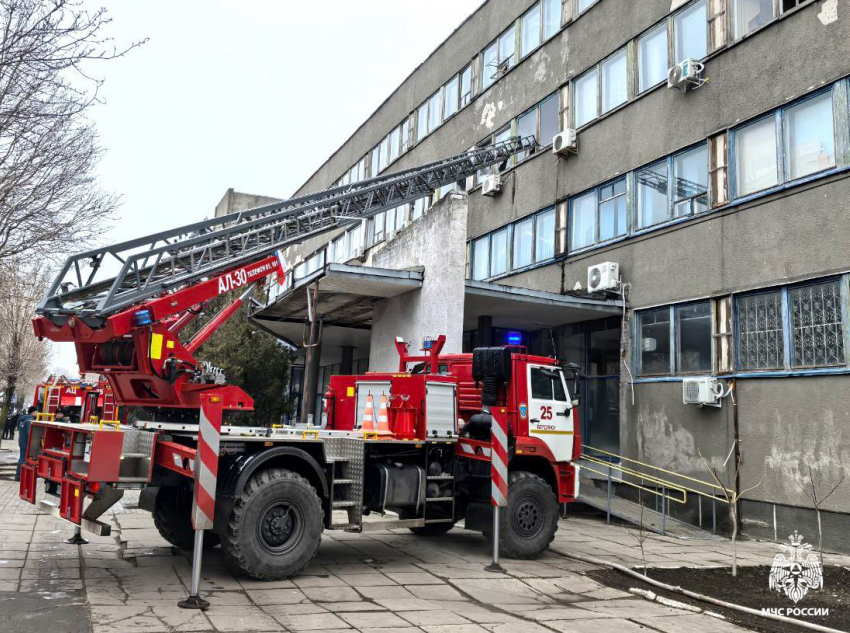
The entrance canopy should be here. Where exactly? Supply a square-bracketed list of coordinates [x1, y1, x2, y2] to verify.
[251, 263, 423, 348]
[463, 279, 623, 330]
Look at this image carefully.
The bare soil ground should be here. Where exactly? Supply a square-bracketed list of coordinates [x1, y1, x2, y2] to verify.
[589, 565, 850, 633]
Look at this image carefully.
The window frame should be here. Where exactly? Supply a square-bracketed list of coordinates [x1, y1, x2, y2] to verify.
[636, 22, 669, 94]
[635, 300, 714, 377]
[568, 176, 628, 252]
[730, 86, 839, 201]
[734, 277, 850, 373]
[672, 0, 709, 63]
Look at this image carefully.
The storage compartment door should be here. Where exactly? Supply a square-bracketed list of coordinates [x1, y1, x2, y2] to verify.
[425, 383, 457, 437]
[355, 381, 391, 429]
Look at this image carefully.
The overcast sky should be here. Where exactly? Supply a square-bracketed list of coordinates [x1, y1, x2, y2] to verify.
[50, 0, 483, 374]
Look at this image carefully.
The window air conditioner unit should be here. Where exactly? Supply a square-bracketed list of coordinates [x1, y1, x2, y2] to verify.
[682, 377, 722, 407]
[587, 262, 619, 292]
[482, 174, 502, 197]
[667, 58, 704, 91]
[553, 129, 578, 156]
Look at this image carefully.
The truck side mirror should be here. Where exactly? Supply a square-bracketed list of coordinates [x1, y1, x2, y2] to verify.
[561, 363, 582, 403]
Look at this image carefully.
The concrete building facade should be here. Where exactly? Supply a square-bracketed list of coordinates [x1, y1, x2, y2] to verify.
[251, 0, 850, 549]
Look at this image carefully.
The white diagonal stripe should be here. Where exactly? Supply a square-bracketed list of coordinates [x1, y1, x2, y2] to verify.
[491, 418, 508, 448]
[193, 507, 213, 530]
[493, 454, 508, 481]
[491, 486, 507, 506]
[197, 459, 216, 496]
[199, 410, 220, 455]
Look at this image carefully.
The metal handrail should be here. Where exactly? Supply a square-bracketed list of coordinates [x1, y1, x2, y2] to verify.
[580, 460, 688, 504]
[582, 444, 733, 500]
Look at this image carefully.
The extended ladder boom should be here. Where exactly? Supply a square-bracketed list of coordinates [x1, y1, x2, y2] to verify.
[39, 137, 535, 320]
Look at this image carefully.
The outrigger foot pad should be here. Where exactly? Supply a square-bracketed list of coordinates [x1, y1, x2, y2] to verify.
[484, 562, 505, 573]
[65, 534, 88, 545]
[178, 595, 210, 610]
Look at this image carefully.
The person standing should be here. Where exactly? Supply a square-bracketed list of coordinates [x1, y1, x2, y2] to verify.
[15, 406, 37, 482]
[7, 410, 17, 441]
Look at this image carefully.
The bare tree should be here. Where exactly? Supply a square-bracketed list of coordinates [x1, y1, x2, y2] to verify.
[0, 261, 49, 449]
[796, 465, 844, 565]
[0, 0, 145, 263]
[625, 488, 650, 576]
[699, 446, 766, 577]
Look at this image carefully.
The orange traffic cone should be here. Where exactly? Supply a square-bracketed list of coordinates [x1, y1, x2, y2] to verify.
[361, 393, 376, 436]
[374, 393, 394, 437]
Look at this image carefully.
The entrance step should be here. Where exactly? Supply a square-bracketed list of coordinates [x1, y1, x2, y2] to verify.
[576, 479, 722, 540]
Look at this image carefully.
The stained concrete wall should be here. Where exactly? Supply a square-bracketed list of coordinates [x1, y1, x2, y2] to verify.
[368, 194, 468, 372]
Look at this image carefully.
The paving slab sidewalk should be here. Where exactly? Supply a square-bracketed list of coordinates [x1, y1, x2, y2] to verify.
[3, 445, 847, 633]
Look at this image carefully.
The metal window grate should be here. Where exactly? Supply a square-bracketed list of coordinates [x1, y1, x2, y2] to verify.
[791, 281, 845, 368]
[737, 292, 784, 370]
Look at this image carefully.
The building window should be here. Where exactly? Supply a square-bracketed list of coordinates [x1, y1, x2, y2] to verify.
[574, 68, 598, 127]
[472, 235, 490, 281]
[677, 303, 712, 372]
[570, 191, 596, 251]
[543, 0, 561, 38]
[389, 126, 401, 164]
[372, 212, 386, 244]
[401, 119, 410, 153]
[737, 291, 785, 370]
[569, 177, 626, 251]
[673, 144, 709, 217]
[521, 4, 541, 59]
[428, 91, 442, 134]
[734, 89, 836, 199]
[783, 92, 836, 181]
[737, 279, 847, 372]
[781, 0, 807, 11]
[638, 301, 712, 375]
[638, 308, 671, 375]
[539, 93, 559, 146]
[577, 0, 599, 14]
[637, 24, 668, 93]
[637, 160, 669, 229]
[490, 227, 509, 276]
[467, 207, 556, 280]
[516, 109, 536, 161]
[482, 41, 498, 90]
[673, 0, 707, 62]
[416, 103, 429, 144]
[444, 75, 460, 120]
[513, 217, 533, 269]
[735, 115, 777, 196]
[535, 208, 556, 262]
[460, 65, 473, 107]
[515, 92, 559, 160]
[597, 179, 627, 242]
[732, 0, 774, 39]
[601, 50, 627, 114]
[791, 281, 845, 368]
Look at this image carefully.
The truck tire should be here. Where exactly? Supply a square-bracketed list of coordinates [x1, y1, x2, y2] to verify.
[153, 485, 220, 550]
[494, 471, 559, 559]
[221, 468, 322, 580]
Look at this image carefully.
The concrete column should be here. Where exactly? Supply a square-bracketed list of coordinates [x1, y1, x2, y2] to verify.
[340, 346, 354, 376]
[477, 315, 493, 348]
[300, 335, 323, 425]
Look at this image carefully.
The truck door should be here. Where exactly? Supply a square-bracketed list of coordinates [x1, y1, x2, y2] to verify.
[527, 366, 574, 462]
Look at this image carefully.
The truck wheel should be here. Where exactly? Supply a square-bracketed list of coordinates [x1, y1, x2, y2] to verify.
[222, 469, 322, 580]
[153, 485, 220, 550]
[497, 471, 559, 559]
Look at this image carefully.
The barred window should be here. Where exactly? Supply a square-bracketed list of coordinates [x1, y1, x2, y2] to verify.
[791, 281, 845, 367]
[737, 291, 784, 370]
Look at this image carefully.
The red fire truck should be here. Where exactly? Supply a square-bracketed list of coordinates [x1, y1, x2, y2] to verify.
[31, 375, 118, 424]
[19, 137, 582, 584]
